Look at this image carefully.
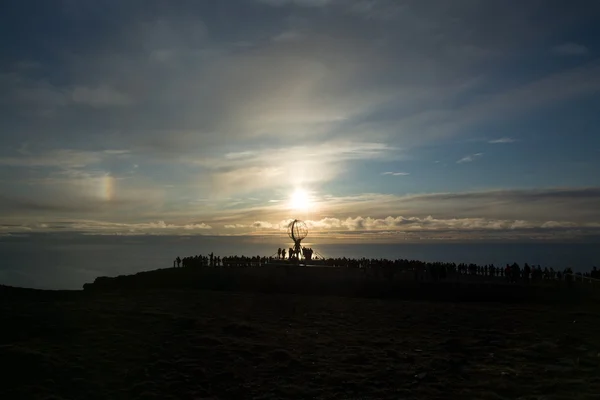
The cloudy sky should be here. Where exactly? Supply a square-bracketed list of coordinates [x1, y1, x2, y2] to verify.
[1, 0, 600, 241]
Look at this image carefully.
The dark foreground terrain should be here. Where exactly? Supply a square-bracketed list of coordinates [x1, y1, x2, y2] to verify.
[2, 286, 600, 400]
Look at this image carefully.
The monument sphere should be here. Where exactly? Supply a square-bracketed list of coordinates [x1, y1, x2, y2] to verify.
[288, 219, 308, 242]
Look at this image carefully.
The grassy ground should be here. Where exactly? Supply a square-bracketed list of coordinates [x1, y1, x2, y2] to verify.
[1, 288, 600, 399]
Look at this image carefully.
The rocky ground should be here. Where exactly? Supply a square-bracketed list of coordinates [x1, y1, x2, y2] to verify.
[1, 288, 600, 399]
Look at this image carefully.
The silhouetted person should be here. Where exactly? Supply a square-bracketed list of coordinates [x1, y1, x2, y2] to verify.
[523, 263, 531, 284]
[176, 256, 181, 267]
[277, 248, 282, 259]
[565, 267, 573, 286]
[281, 249, 286, 259]
[511, 263, 520, 284]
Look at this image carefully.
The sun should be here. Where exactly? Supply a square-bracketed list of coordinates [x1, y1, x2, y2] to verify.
[290, 188, 310, 211]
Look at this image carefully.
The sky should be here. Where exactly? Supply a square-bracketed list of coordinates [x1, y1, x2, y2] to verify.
[1, 0, 600, 242]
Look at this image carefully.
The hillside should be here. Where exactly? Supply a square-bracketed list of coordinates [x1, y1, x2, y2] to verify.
[1, 283, 600, 399]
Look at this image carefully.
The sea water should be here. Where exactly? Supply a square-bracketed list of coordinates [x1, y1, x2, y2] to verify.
[0, 234, 598, 290]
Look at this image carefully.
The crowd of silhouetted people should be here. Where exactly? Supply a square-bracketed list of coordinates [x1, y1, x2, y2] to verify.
[173, 252, 599, 285]
[275, 247, 315, 261]
[176, 254, 274, 268]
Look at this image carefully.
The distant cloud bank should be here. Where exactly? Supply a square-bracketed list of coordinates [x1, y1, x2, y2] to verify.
[382, 171, 409, 176]
[488, 137, 516, 144]
[457, 153, 483, 164]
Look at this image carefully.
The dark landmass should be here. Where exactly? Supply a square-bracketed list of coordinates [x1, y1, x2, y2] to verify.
[83, 265, 600, 305]
[2, 266, 600, 399]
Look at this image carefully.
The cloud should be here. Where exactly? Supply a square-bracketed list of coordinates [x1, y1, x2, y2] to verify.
[302, 215, 600, 232]
[182, 223, 212, 230]
[314, 187, 600, 223]
[216, 215, 600, 241]
[0, 149, 103, 168]
[0, 176, 163, 215]
[224, 224, 247, 229]
[190, 141, 396, 196]
[552, 42, 589, 56]
[348, 0, 406, 20]
[0, 143, 165, 221]
[155, 186, 600, 235]
[488, 137, 516, 144]
[272, 30, 305, 43]
[0, 191, 151, 216]
[469, 62, 600, 117]
[103, 149, 131, 155]
[0, 220, 212, 235]
[70, 85, 133, 107]
[251, 221, 281, 229]
[256, 0, 332, 7]
[0, 147, 130, 169]
[2, 187, 600, 239]
[0, 147, 141, 211]
[201, 187, 597, 230]
[457, 153, 483, 163]
[0, 73, 133, 114]
[5, 2, 597, 155]
[382, 171, 409, 176]
[357, 61, 600, 147]
[2, 1, 600, 242]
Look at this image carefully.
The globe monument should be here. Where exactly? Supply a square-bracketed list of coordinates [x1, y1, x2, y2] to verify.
[288, 219, 308, 261]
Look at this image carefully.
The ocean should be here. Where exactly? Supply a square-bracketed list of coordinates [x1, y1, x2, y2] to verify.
[0, 234, 598, 290]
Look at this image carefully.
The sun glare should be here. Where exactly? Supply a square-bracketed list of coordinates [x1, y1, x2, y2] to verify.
[290, 188, 310, 211]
